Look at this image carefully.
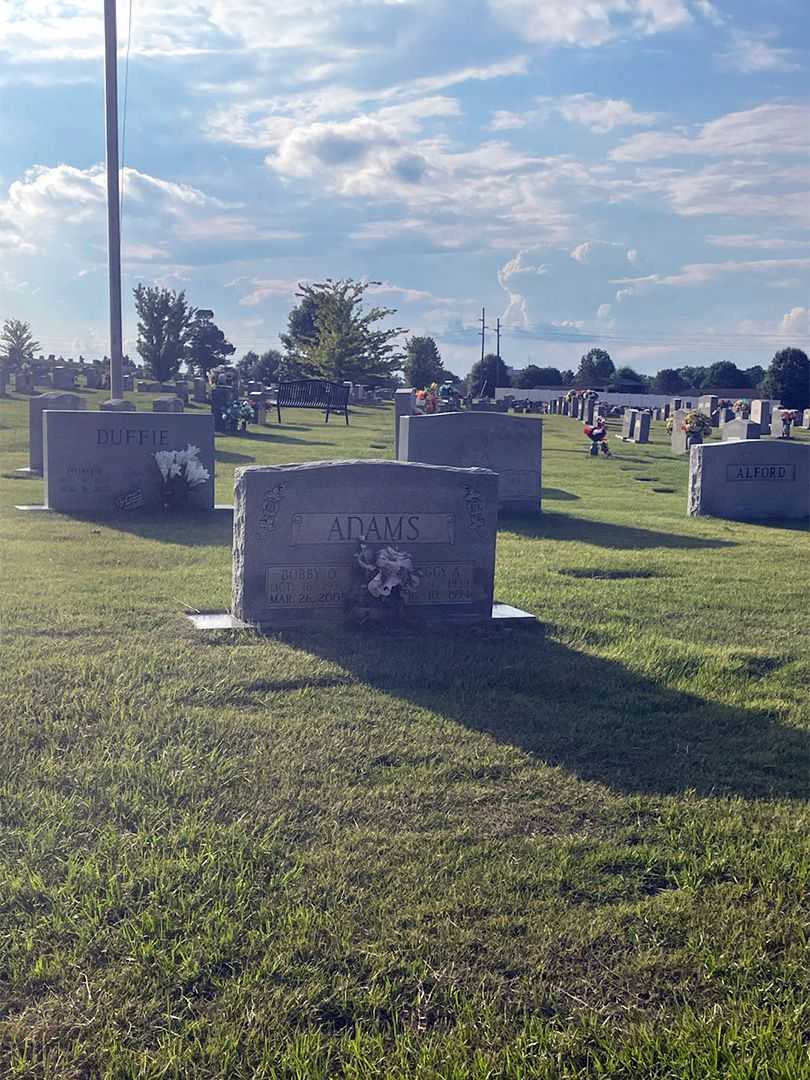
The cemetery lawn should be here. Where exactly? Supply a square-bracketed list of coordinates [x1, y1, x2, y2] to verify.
[1, 390, 809, 1079]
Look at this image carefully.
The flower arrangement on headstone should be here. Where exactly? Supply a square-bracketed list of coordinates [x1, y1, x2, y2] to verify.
[154, 445, 211, 511]
[681, 410, 713, 446]
[778, 410, 799, 438]
[348, 539, 422, 625]
[415, 384, 439, 414]
[222, 399, 254, 433]
[733, 398, 750, 418]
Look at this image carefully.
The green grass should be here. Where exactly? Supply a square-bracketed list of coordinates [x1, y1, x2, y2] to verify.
[1, 390, 808, 1078]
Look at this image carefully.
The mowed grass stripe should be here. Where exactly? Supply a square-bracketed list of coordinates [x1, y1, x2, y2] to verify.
[1, 391, 808, 1077]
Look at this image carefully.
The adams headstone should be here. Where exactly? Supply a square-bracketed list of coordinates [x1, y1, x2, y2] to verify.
[43, 411, 215, 514]
[688, 440, 809, 521]
[399, 411, 541, 512]
[232, 460, 498, 628]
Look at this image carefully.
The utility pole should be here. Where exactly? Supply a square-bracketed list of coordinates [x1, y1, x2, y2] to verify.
[103, 0, 123, 400]
[479, 306, 486, 363]
[495, 317, 501, 360]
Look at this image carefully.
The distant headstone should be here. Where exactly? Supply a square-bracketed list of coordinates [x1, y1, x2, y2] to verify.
[721, 419, 760, 441]
[663, 403, 671, 419]
[26, 392, 86, 474]
[622, 410, 638, 440]
[394, 388, 415, 450]
[750, 400, 771, 434]
[175, 380, 189, 403]
[100, 398, 136, 412]
[632, 412, 651, 443]
[84, 368, 103, 390]
[153, 398, 184, 413]
[670, 410, 694, 455]
[192, 378, 208, 403]
[688, 440, 809, 520]
[584, 398, 595, 424]
[122, 373, 134, 391]
[718, 406, 735, 424]
[672, 398, 682, 411]
[52, 367, 77, 390]
[43, 411, 215, 514]
[802, 408, 810, 430]
[399, 411, 542, 512]
[137, 381, 162, 393]
[232, 460, 498, 629]
[13, 370, 35, 394]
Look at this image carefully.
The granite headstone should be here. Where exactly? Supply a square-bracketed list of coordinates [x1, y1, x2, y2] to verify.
[43, 411, 215, 514]
[721, 419, 761, 441]
[688, 440, 809, 520]
[26, 392, 86, 473]
[232, 460, 498, 628]
[399, 411, 541, 512]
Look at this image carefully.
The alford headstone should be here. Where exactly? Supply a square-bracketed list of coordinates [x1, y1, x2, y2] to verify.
[43, 411, 215, 514]
[721, 419, 760, 441]
[688, 440, 809, 521]
[232, 460, 498, 628]
[399, 411, 542, 512]
[25, 392, 86, 474]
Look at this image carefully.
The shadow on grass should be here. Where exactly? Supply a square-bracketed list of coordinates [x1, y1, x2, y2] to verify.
[500, 510, 736, 550]
[215, 450, 256, 464]
[269, 628, 804, 800]
[94, 509, 234, 547]
[541, 488, 580, 502]
[235, 431, 336, 447]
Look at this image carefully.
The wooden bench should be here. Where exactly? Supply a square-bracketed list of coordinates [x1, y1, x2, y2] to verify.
[274, 380, 351, 425]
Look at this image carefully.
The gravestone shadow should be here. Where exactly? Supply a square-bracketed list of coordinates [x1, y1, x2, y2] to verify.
[91, 509, 234, 547]
[499, 511, 737, 550]
[270, 628, 804, 801]
[541, 488, 580, 502]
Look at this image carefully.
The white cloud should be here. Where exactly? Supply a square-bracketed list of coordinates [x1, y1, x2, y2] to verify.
[556, 94, 657, 134]
[718, 30, 800, 74]
[611, 104, 810, 162]
[490, 0, 692, 47]
[779, 307, 809, 336]
[613, 257, 810, 288]
[705, 234, 808, 251]
[570, 241, 638, 268]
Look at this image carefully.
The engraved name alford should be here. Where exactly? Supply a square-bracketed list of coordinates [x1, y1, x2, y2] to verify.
[726, 464, 797, 482]
[265, 562, 473, 608]
[290, 513, 455, 545]
[96, 428, 170, 447]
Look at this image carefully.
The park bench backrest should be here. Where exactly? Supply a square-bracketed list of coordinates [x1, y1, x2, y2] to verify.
[275, 379, 351, 424]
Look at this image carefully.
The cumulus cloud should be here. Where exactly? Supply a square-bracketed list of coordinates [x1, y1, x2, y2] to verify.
[611, 104, 810, 162]
[612, 258, 810, 289]
[779, 307, 809, 337]
[717, 30, 800, 74]
[555, 94, 657, 134]
[490, 0, 692, 47]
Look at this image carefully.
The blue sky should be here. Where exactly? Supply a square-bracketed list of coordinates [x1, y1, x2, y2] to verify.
[1, 0, 807, 377]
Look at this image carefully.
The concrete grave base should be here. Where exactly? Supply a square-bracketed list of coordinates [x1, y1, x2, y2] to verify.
[186, 601, 538, 632]
[16, 503, 234, 513]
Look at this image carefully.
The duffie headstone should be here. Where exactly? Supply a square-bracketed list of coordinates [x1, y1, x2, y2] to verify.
[232, 460, 498, 628]
[42, 411, 215, 514]
[399, 411, 542, 512]
[688, 440, 809, 521]
[24, 392, 86, 474]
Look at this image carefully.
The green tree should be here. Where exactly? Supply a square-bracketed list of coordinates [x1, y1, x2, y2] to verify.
[576, 347, 614, 384]
[238, 348, 287, 385]
[133, 284, 195, 382]
[561, 369, 574, 384]
[743, 365, 765, 391]
[609, 366, 648, 390]
[678, 366, 708, 389]
[186, 308, 235, 378]
[651, 368, 687, 394]
[403, 336, 443, 388]
[280, 279, 405, 383]
[0, 318, 40, 391]
[702, 360, 748, 388]
[468, 353, 510, 395]
[762, 348, 809, 410]
[515, 365, 562, 388]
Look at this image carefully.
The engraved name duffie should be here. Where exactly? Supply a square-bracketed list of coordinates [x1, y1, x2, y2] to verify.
[96, 428, 170, 446]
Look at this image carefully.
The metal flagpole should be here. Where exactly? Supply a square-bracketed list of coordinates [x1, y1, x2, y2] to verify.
[103, 0, 124, 400]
